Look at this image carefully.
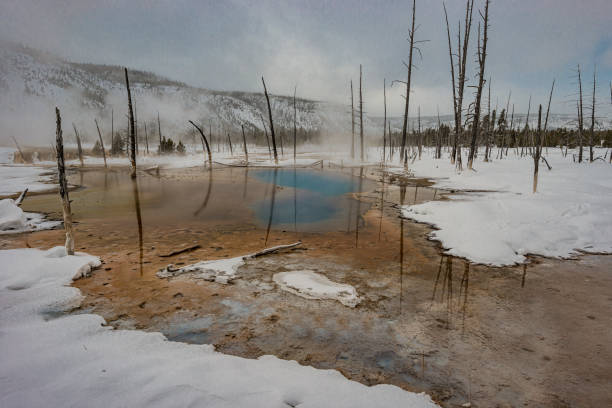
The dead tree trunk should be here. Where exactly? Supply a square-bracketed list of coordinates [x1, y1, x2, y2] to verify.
[72, 124, 84, 167]
[533, 105, 543, 193]
[262, 76, 279, 164]
[94, 119, 107, 168]
[589, 67, 596, 162]
[400, 0, 417, 166]
[188, 120, 212, 168]
[293, 85, 297, 163]
[111, 109, 114, 156]
[359, 64, 365, 162]
[241, 124, 249, 163]
[350, 80, 355, 159]
[577, 65, 584, 163]
[259, 113, 272, 159]
[382, 78, 387, 165]
[467, 0, 489, 170]
[124, 68, 136, 177]
[144, 122, 150, 155]
[10, 136, 26, 163]
[436, 107, 442, 159]
[157, 112, 162, 154]
[55, 108, 75, 255]
[227, 132, 233, 155]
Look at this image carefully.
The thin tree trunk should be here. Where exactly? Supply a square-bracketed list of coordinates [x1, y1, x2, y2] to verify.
[227, 132, 233, 155]
[350, 80, 355, 159]
[188, 120, 212, 168]
[94, 119, 107, 168]
[72, 124, 84, 167]
[10, 136, 26, 163]
[359, 64, 365, 162]
[577, 64, 584, 163]
[157, 112, 162, 154]
[400, 0, 417, 165]
[293, 85, 297, 163]
[443, 2, 458, 164]
[467, 0, 489, 170]
[124, 68, 136, 177]
[533, 105, 542, 193]
[589, 67, 596, 162]
[144, 122, 149, 155]
[241, 124, 249, 163]
[55, 108, 74, 255]
[111, 109, 114, 156]
[261, 76, 278, 164]
[382, 78, 387, 165]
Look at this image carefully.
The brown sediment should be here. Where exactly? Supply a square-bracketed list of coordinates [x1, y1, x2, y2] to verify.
[2, 165, 611, 408]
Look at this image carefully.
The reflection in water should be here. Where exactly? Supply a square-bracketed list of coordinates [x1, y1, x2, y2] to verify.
[431, 256, 471, 330]
[243, 167, 249, 200]
[378, 173, 385, 241]
[194, 169, 213, 216]
[293, 168, 298, 238]
[264, 168, 278, 246]
[347, 169, 354, 233]
[130, 176, 144, 276]
[521, 263, 527, 287]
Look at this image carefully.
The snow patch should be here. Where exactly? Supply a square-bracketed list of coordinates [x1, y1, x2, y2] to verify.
[158, 256, 245, 284]
[273, 270, 361, 307]
[0, 198, 61, 234]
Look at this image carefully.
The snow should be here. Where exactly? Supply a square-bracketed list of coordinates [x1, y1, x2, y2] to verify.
[158, 255, 245, 284]
[0, 164, 55, 196]
[0, 247, 438, 407]
[0, 198, 61, 234]
[273, 270, 361, 307]
[394, 147, 612, 266]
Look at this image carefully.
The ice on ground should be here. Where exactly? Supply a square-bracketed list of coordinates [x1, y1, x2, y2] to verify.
[273, 270, 361, 307]
[0, 198, 61, 234]
[0, 247, 438, 408]
[396, 147, 612, 266]
[158, 256, 245, 284]
[0, 165, 55, 196]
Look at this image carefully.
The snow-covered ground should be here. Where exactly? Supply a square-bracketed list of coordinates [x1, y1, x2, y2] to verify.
[0, 247, 438, 408]
[273, 270, 361, 308]
[0, 198, 60, 234]
[392, 147, 612, 265]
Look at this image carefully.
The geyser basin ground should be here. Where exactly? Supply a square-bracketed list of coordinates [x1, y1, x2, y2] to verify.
[2, 163, 611, 408]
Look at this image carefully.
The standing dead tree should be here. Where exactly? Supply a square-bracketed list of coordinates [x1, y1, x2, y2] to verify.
[350, 80, 355, 159]
[144, 122, 150, 155]
[55, 108, 75, 255]
[293, 85, 297, 163]
[227, 132, 233, 156]
[124, 68, 136, 177]
[577, 65, 584, 163]
[589, 67, 596, 162]
[188, 120, 212, 168]
[10, 136, 26, 163]
[359, 64, 365, 162]
[382, 78, 387, 165]
[262, 76, 279, 164]
[533, 105, 543, 193]
[94, 119, 107, 168]
[444, 0, 474, 168]
[241, 124, 249, 163]
[259, 113, 272, 159]
[72, 124, 84, 167]
[400, 0, 417, 166]
[467, 0, 490, 170]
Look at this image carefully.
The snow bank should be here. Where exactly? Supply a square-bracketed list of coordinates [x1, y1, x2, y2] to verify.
[0, 198, 61, 234]
[273, 270, 361, 307]
[0, 247, 438, 408]
[397, 148, 612, 265]
[158, 256, 245, 284]
[0, 165, 55, 196]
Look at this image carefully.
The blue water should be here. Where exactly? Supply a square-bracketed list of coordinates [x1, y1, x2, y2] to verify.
[249, 168, 368, 230]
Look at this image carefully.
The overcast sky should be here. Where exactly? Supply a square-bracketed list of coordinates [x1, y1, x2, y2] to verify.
[1, 0, 611, 116]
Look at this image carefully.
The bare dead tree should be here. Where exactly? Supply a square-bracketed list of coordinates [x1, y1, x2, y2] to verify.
[293, 85, 297, 163]
[261, 76, 278, 164]
[577, 64, 584, 163]
[55, 108, 75, 255]
[467, 0, 489, 170]
[589, 66, 596, 162]
[436, 106, 442, 158]
[94, 119, 107, 168]
[350, 80, 355, 159]
[382, 78, 387, 165]
[400, 0, 417, 166]
[533, 105, 543, 193]
[111, 109, 114, 155]
[188, 120, 212, 168]
[227, 132, 233, 155]
[157, 112, 163, 153]
[10, 136, 26, 163]
[124, 68, 136, 177]
[241, 124, 249, 163]
[258, 113, 272, 159]
[359, 64, 365, 162]
[144, 121, 150, 155]
[72, 123, 84, 167]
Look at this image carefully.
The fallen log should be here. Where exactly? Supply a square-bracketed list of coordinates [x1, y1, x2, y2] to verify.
[15, 188, 28, 206]
[158, 244, 201, 258]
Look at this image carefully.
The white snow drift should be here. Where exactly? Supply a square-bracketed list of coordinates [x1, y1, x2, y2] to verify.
[0, 198, 60, 234]
[398, 148, 612, 265]
[273, 270, 361, 307]
[0, 247, 438, 408]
